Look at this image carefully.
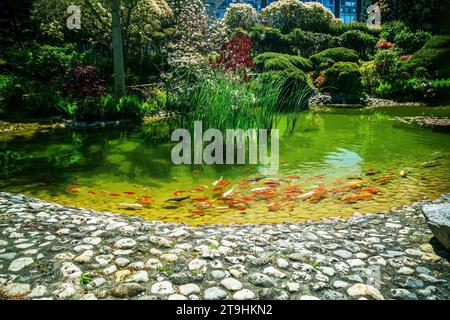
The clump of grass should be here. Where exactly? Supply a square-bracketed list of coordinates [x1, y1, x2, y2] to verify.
[169, 72, 310, 134]
[80, 273, 92, 288]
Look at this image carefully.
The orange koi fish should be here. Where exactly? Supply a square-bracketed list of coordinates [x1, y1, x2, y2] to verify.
[66, 188, 80, 193]
[190, 209, 206, 215]
[88, 191, 97, 195]
[173, 190, 186, 196]
[110, 193, 121, 197]
[71, 183, 81, 187]
[287, 175, 300, 180]
[341, 193, 373, 203]
[268, 203, 282, 212]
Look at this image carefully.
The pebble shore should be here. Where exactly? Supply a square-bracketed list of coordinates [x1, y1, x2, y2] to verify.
[0, 192, 449, 300]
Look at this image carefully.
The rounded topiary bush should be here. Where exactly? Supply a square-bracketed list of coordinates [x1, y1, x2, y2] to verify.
[224, 3, 259, 31]
[251, 25, 287, 54]
[254, 52, 313, 73]
[338, 30, 377, 58]
[403, 35, 450, 78]
[319, 62, 362, 95]
[310, 47, 360, 70]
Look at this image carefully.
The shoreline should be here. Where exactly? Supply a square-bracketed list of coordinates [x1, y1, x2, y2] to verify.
[0, 192, 449, 300]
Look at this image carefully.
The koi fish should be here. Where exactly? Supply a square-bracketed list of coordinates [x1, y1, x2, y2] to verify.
[110, 193, 121, 197]
[192, 197, 209, 202]
[173, 190, 187, 196]
[213, 177, 230, 186]
[66, 188, 80, 193]
[355, 187, 379, 194]
[223, 187, 235, 198]
[88, 191, 97, 195]
[251, 187, 268, 192]
[71, 183, 81, 187]
[190, 188, 205, 192]
[141, 195, 152, 199]
[247, 177, 266, 182]
[236, 206, 247, 211]
[346, 180, 365, 189]
[123, 191, 136, 195]
[297, 190, 315, 200]
[139, 200, 153, 205]
[268, 203, 282, 212]
[342, 193, 373, 203]
[287, 175, 300, 179]
[378, 176, 390, 185]
[165, 196, 190, 203]
[190, 209, 206, 215]
[118, 203, 143, 209]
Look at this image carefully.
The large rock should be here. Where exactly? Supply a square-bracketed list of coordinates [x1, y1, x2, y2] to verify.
[422, 203, 450, 251]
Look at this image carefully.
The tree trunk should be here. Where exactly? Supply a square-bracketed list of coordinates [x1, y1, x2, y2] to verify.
[111, 0, 126, 98]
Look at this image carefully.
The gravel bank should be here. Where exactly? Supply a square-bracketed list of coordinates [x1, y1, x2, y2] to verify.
[0, 192, 448, 300]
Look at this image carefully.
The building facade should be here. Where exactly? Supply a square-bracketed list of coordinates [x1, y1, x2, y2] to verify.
[206, 0, 362, 23]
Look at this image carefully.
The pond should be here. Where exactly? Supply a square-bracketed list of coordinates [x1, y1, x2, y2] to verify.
[1, 106, 449, 226]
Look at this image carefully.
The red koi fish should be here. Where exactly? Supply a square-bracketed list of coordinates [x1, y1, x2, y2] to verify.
[123, 191, 136, 195]
[213, 177, 230, 187]
[88, 191, 97, 195]
[71, 183, 81, 187]
[141, 195, 152, 199]
[110, 193, 121, 197]
[192, 197, 209, 202]
[66, 188, 80, 193]
[236, 206, 246, 211]
[190, 188, 205, 192]
[288, 175, 300, 180]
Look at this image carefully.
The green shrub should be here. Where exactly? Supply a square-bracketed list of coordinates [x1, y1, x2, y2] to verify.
[394, 30, 432, 54]
[359, 61, 380, 95]
[310, 47, 359, 70]
[0, 74, 24, 106]
[373, 48, 404, 82]
[283, 29, 338, 57]
[338, 30, 377, 59]
[331, 21, 381, 37]
[254, 52, 313, 73]
[320, 62, 362, 95]
[380, 21, 410, 42]
[375, 78, 450, 102]
[5, 43, 89, 80]
[251, 25, 287, 54]
[403, 35, 450, 78]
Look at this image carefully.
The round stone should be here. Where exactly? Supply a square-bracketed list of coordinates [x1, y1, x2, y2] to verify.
[179, 283, 201, 296]
[151, 281, 174, 295]
[114, 238, 136, 249]
[233, 289, 255, 300]
[204, 287, 228, 300]
[220, 277, 243, 291]
[8, 257, 34, 272]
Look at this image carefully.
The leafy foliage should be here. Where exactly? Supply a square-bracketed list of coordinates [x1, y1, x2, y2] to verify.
[338, 30, 377, 59]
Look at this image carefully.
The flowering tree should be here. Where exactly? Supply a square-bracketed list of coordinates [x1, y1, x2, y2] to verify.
[224, 3, 259, 31]
[261, 0, 340, 33]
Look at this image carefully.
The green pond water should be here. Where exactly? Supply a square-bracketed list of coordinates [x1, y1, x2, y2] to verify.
[1, 106, 449, 225]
